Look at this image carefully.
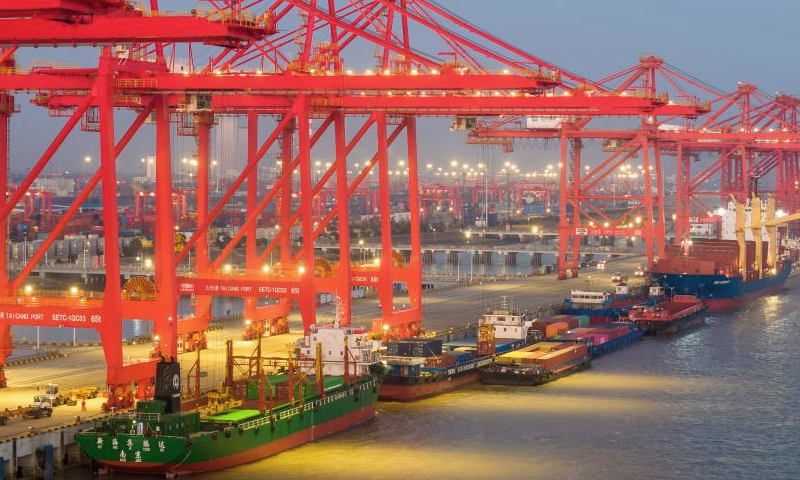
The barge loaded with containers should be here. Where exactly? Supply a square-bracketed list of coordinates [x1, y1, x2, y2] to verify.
[479, 342, 591, 386]
[379, 298, 540, 401]
[556, 322, 643, 356]
[75, 323, 383, 475]
[628, 293, 707, 335]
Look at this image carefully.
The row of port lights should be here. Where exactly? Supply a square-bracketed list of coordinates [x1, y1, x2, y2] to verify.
[20, 284, 85, 301]
[217, 256, 382, 276]
[185, 71, 800, 137]
[191, 68, 667, 100]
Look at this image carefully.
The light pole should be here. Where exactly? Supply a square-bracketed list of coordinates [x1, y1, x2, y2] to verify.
[460, 162, 469, 226]
[211, 159, 219, 192]
[501, 162, 512, 224]
[465, 230, 473, 282]
[83, 238, 89, 270]
[69, 286, 79, 345]
[477, 163, 488, 227]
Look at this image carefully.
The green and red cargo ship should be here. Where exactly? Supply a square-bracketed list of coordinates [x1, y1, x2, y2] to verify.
[75, 323, 384, 475]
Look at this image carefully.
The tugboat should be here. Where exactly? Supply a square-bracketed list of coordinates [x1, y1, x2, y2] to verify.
[479, 341, 591, 386]
[379, 297, 539, 401]
[75, 317, 383, 476]
[628, 292, 707, 335]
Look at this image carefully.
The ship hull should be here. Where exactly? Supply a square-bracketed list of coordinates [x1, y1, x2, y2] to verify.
[635, 312, 706, 335]
[479, 357, 591, 386]
[77, 378, 380, 476]
[379, 371, 478, 402]
[379, 355, 496, 402]
[652, 261, 791, 312]
[94, 406, 376, 475]
[587, 329, 643, 355]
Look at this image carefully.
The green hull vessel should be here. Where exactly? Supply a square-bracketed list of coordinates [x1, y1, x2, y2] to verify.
[75, 374, 381, 476]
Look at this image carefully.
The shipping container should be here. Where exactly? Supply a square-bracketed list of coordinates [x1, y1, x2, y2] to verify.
[544, 322, 570, 338]
[496, 351, 544, 365]
[434, 354, 457, 368]
[447, 350, 475, 364]
[561, 332, 609, 346]
[532, 315, 580, 334]
[585, 323, 631, 341]
[387, 338, 443, 357]
[531, 344, 588, 370]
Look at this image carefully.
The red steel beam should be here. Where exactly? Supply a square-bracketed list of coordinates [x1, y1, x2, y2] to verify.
[0, 0, 128, 17]
[0, 15, 273, 47]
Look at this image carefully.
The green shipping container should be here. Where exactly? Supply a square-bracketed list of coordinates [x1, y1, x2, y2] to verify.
[578, 315, 591, 327]
[245, 381, 261, 401]
[136, 399, 166, 414]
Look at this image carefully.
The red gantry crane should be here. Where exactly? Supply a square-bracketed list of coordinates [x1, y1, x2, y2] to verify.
[0, 1, 680, 403]
[470, 55, 800, 278]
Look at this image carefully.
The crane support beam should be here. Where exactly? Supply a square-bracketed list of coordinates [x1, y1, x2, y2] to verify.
[471, 129, 800, 142]
[213, 93, 667, 116]
[0, 0, 128, 18]
[31, 90, 673, 117]
[143, 72, 551, 92]
[0, 72, 555, 93]
[0, 15, 272, 47]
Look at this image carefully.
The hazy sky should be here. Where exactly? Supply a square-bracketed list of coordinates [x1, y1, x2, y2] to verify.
[8, 0, 800, 179]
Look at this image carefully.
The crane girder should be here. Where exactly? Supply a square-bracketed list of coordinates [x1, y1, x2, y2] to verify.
[0, 15, 272, 47]
[0, 0, 130, 18]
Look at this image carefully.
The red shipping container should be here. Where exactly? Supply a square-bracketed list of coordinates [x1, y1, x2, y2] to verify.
[587, 325, 629, 340]
[532, 344, 588, 370]
[566, 327, 594, 334]
[548, 315, 580, 330]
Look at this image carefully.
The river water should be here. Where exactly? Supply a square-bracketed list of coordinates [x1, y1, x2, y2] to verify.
[67, 276, 800, 480]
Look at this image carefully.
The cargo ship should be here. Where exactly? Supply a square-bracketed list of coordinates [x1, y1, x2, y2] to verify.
[652, 197, 798, 311]
[379, 298, 539, 401]
[556, 322, 643, 356]
[479, 341, 591, 386]
[628, 294, 708, 335]
[75, 322, 383, 475]
[651, 239, 791, 311]
[561, 284, 656, 323]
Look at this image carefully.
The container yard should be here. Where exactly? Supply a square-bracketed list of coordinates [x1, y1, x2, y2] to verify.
[0, 1, 799, 479]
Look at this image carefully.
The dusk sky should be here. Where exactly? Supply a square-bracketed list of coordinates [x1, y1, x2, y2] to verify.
[9, 0, 800, 179]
